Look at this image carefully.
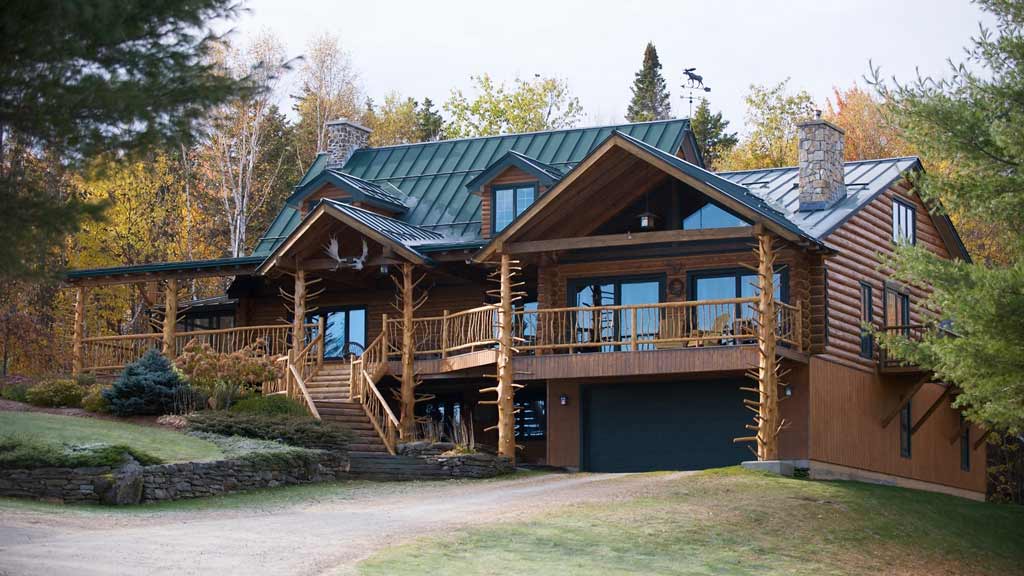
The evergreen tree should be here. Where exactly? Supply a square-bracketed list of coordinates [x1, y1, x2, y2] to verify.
[874, 0, 1024, 433]
[0, 0, 250, 281]
[690, 99, 738, 170]
[416, 98, 445, 142]
[626, 43, 672, 122]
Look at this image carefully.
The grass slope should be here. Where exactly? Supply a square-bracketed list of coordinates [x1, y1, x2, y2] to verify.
[0, 412, 223, 464]
[359, 468, 1024, 576]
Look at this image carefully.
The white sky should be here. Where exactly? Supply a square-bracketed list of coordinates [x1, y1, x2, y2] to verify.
[231, 0, 989, 134]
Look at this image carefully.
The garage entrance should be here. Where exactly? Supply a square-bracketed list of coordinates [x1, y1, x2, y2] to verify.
[580, 379, 751, 472]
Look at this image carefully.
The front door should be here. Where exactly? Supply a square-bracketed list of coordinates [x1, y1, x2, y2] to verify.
[309, 308, 366, 359]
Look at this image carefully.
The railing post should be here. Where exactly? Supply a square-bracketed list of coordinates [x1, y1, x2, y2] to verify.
[441, 309, 449, 360]
[795, 300, 804, 351]
[162, 279, 178, 357]
[317, 314, 326, 366]
[72, 286, 86, 375]
[630, 307, 638, 351]
[381, 313, 389, 359]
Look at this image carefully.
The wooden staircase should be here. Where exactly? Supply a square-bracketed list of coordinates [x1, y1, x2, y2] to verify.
[308, 362, 390, 455]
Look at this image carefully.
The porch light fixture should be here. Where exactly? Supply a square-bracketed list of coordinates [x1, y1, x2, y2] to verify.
[637, 211, 657, 231]
[559, 393, 569, 406]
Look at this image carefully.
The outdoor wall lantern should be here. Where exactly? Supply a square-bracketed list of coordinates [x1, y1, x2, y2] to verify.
[559, 393, 569, 406]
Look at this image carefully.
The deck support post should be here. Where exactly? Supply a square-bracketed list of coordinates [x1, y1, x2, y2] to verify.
[71, 287, 86, 375]
[734, 232, 784, 460]
[398, 262, 417, 441]
[162, 279, 178, 356]
[292, 267, 307, 357]
[495, 253, 517, 464]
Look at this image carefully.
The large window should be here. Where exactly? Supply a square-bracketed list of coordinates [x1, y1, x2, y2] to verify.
[892, 198, 916, 244]
[682, 202, 749, 230]
[569, 275, 663, 351]
[178, 312, 234, 332]
[900, 400, 913, 459]
[688, 268, 786, 330]
[860, 282, 874, 358]
[885, 285, 911, 333]
[308, 307, 366, 359]
[493, 184, 536, 232]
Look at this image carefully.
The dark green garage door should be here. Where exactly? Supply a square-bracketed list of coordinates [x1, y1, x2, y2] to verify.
[581, 380, 751, 472]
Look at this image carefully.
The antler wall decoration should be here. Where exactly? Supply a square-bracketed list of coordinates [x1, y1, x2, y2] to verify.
[323, 236, 369, 271]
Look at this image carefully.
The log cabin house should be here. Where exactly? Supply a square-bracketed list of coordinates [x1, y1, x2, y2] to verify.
[65, 114, 984, 499]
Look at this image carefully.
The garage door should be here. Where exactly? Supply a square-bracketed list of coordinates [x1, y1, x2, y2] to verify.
[581, 379, 751, 472]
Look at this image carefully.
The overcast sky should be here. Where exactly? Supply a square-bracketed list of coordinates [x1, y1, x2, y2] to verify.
[232, 0, 989, 134]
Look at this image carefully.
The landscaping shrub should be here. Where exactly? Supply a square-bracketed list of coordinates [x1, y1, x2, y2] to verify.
[0, 376, 32, 403]
[25, 379, 85, 408]
[186, 412, 352, 450]
[0, 435, 162, 469]
[230, 394, 309, 417]
[171, 384, 208, 415]
[176, 338, 280, 391]
[75, 373, 97, 387]
[103, 349, 184, 416]
[81, 385, 110, 413]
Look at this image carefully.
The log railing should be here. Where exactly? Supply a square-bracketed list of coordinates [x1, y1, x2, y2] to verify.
[512, 298, 803, 353]
[385, 305, 498, 360]
[81, 323, 317, 373]
[283, 330, 323, 419]
[350, 334, 398, 454]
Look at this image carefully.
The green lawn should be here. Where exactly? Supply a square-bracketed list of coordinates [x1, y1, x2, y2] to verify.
[0, 412, 223, 464]
[359, 468, 1024, 576]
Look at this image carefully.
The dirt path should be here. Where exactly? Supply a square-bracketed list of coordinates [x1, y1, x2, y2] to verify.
[0, 471, 691, 576]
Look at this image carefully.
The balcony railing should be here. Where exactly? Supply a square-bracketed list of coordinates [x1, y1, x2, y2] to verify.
[878, 324, 929, 371]
[387, 297, 804, 361]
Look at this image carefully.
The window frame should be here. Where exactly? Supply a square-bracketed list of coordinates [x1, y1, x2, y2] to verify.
[899, 400, 912, 459]
[306, 306, 368, 359]
[884, 283, 912, 335]
[686, 266, 790, 310]
[566, 273, 666, 351]
[681, 199, 751, 231]
[892, 197, 917, 245]
[859, 282, 874, 359]
[492, 181, 538, 233]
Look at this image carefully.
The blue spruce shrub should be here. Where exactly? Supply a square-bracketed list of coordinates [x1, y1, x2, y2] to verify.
[103, 350, 183, 416]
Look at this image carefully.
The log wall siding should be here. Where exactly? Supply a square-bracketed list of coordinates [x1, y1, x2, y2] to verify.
[809, 357, 985, 494]
[478, 166, 549, 240]
[242, 280, 486, 346]
[822, 182, 951, 370]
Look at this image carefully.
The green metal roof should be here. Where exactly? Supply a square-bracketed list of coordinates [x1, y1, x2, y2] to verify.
[252, 119, 692, 257]
[66, 256, 264, 281]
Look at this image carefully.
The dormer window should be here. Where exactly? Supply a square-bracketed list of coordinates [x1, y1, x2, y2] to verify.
[493, 184, 536, 232]
[682, 202, 749, 230]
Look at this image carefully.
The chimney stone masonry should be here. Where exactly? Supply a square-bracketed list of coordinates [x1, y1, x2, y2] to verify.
[797, 110, 846, 211]
[325, 118, 372, 167]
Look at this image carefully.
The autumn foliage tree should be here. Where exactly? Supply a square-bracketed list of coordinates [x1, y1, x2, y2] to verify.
[443, 74, 584, 138]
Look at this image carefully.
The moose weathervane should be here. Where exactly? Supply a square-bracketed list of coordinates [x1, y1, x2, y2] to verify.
[682, 67, 712, 118]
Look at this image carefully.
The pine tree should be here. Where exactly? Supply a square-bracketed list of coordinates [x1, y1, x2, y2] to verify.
[690, 99, 738, 170]
[416, 98, 444, 142]
[874, 0, 1024, 433]
[626, 43, 672, 122]
[0, 0, 251, 281]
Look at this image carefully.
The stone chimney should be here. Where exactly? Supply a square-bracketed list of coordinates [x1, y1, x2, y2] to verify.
[325, 118, 372, 167]
[797, 110, 846, 211]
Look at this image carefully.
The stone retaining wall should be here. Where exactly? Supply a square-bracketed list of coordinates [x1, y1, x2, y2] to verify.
[384, 441, 514, 478]
[0, 451, 349, 505]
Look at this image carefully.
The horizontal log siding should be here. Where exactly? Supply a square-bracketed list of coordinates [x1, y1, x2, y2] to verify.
[809, 357, 985, 494]
[241, 280, 486, 346]
[822, 183, 950, 370]
[479, 166, 548, 240]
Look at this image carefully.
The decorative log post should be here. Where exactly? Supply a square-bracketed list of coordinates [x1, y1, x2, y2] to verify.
[756, 232, 780, 461]
[162, 279, 178, 356]
[398, 263, 417, 441]
[71, 286, 86, 375]
[495, 253, 516, 464]
[292, 267, 307, 357]
[441, 309, 450, 360]
[317, 314, 326, 366]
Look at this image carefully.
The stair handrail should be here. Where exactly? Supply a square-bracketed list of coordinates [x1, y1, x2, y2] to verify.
[287, 331, 323, 420]
[348, 333, 398, 454]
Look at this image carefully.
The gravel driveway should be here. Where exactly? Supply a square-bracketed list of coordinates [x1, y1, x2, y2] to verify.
[0, 471, 690, 576]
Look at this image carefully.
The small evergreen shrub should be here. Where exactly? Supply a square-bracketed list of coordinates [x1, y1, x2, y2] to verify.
[0, 378, 31, 403]
[103, 350, 184, 416]
[81, 385, 110, 413]
[187, 412, 352, 450]
[0, 435, 162, 469]
[25, 379, 85, 408]
[230, 394, 309, 417]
